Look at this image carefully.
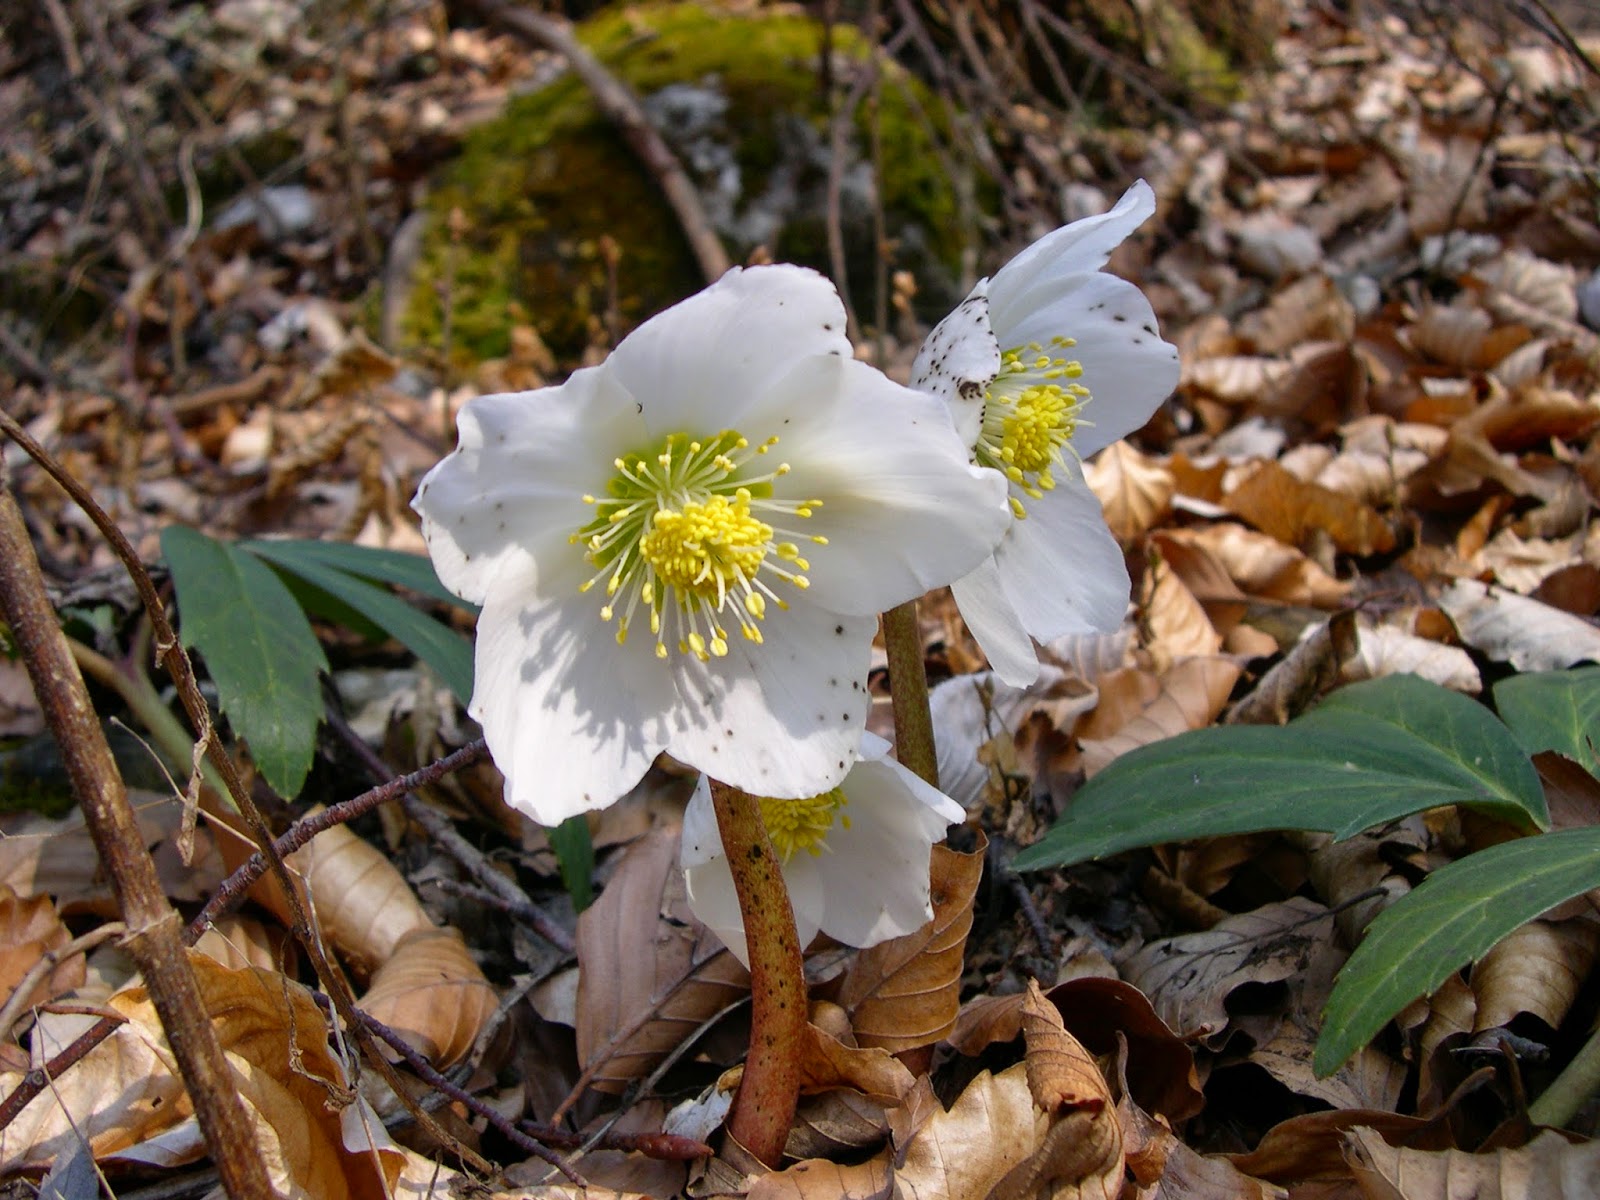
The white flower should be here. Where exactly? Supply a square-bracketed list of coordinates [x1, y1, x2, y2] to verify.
[911, 181, 1181, 686]
[414, 265, 1008, 826]
[680, 733, 965, 966]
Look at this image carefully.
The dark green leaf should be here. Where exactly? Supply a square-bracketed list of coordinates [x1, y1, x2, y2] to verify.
[1493, 667, 1600, 779]
[241, 544, 474, 705]
[550, 815, 595, 911]
[161, 526, 328, 798]
[1316, 827, 1600, 1076]
[1012, 675, 1546, 872]
[240, 538, 476, 612]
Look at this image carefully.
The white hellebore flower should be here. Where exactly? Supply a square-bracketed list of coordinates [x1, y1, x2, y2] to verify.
[911, 180, 1181, 686]
[681, 733, 964, 966]
[414, 266, 1008, 826]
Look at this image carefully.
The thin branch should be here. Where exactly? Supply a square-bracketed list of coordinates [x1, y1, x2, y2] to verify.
[187, 739, 491, 941]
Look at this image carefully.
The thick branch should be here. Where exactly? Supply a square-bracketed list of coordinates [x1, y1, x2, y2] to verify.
[0, 474, 273, 1199]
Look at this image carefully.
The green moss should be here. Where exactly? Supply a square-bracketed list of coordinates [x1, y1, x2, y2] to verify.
[403, 1, 970, 365]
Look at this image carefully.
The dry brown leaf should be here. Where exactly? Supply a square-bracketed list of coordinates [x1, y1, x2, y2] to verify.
[1149, 532, 1249, 639]
[1142, 555, 1223, 662]
[893, 1063, 1046, 1199]
[1227, 1110, 1434, 1190]
[1346, 1126, 1600, 1199]
[1, 793, 224, 908]
[211, 805, 432, 980]
[1407, 305, 1503, 370]
[3, 956, 402, 1197]
[0, 886, 84, 1033]
[2, 996, 191, 1172]
[1469, 918, 1600, 1034]
[1257, 343, 1369, 434]
[1438, 578, 1600, 671]
[783, 1086, 894, 1161]
[1223, 460, 1396, 556]
[1162, 524, 1350, 607]
[1084, 442, 1175, 542]
[1227, 611, 1359, 725]
[1079, 657, 1241, 778]
[796, 1021, 916, 1107]
[1343, 618, 1482, 693]
[192, 914, 288, 973]
[1123, 898, 1328, 1052]
[1237, 274, 1355, 355]
[748, 1154, 894, 1199]
[1021, 981, 1113, 1116]
[836, 837, 985, 1054]
[952, 977, 1203, 1125]
[359, 925, 498, 1069]
[1416, 973, 1477, 1113]
[1184, 355, 1290, 404]
[1121, 1089, 1287, 1199]
[575, 826, 748, 1093]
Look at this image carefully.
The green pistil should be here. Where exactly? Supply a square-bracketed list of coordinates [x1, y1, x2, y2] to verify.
[571, 430, 827, 661]
[974, 336, 1089, 520]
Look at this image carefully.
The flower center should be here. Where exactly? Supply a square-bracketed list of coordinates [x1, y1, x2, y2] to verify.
[572, 431, 826, 661]
[759, 788, 850, 862]
[973, 337, 1090, 520]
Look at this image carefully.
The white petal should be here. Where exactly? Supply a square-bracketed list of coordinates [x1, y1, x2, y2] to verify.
[770, 357, 1010, 616]
[1002, 273, 1180, 459]
[680, 774, 722, 870]
[606, 265, 853, 438]
[995, 468, 1131, 641]
[469, 560, 678, 825]
[807, 755, 961, 948]
[950, 558, 1042, 687]
[667, 602, 875, 800]
[909, 280, 999, 448]
[986, 181, 1157, 325]
[412, 369, 642, 604]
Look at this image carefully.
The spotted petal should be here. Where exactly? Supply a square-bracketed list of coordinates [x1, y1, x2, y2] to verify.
[468, 559, 678, 826]
[909, 282, 999, 449]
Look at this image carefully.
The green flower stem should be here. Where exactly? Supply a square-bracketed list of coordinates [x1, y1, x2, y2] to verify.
[1529, 1020, 1600, 1129]
[67, 637, 226, 798]
[881, 598, 938, 787]
[709, 778, 804, 1168]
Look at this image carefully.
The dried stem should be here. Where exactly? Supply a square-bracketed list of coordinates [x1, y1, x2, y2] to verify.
[187, 739, 491, 941]
[357, 1011, 580, 1182]
[0, 472, 273, 1199]
[708, 779, 805, 1168]
[881, 599, 939, 788]
[470, 0, 730, 284]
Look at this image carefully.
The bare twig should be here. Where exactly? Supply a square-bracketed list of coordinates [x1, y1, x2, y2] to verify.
[358, 1010, 582, 1182]
[469, 0, 730, 285]
[0, 466, 274, 1199]
[323, 707, 578, 956]
[187, 740, 491, 941]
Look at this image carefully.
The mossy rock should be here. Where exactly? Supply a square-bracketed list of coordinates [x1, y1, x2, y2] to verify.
[402, 2, 972, 364]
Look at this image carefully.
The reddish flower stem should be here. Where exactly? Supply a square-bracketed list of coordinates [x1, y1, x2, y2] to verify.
[709, 779, 805, 1167]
